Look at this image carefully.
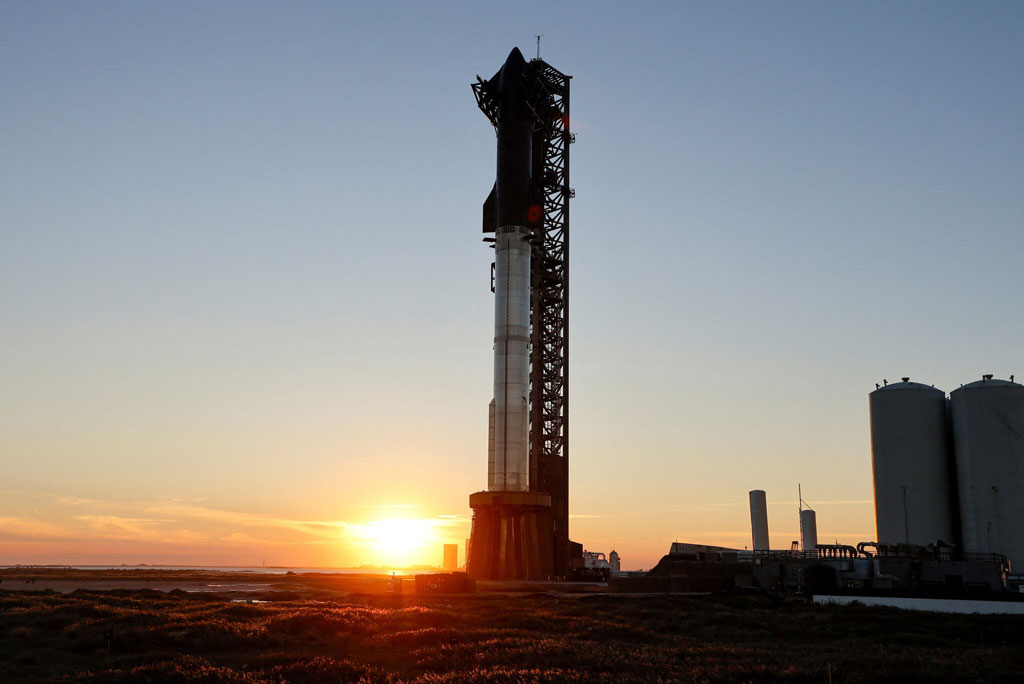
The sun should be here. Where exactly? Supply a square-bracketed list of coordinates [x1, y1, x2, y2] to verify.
[363, 518, 438, 567]
[345, 514, 465, 568]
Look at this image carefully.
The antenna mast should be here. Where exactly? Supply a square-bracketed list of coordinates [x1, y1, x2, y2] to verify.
[798, 483, 803, 552]
[535, 34, 543, 60]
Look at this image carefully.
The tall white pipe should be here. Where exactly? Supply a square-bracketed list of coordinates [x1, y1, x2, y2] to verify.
[749, 490, 770, 551]
[489, 224, 531, 491]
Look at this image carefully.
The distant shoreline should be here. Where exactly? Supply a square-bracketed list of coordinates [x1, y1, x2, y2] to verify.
[0, 564, 441, 575]
[0, 565, 429, 596]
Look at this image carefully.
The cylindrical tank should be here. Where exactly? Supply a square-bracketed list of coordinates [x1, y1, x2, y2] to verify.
[869, 379, 959, 546]
[749, 490, 770, 551]
[608, 550, 620, 573]
[950, 376, 1024, 568]
[800, 509, 818, 552]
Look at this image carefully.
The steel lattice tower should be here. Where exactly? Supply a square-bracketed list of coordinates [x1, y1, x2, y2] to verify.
[527, 59, 573, 577]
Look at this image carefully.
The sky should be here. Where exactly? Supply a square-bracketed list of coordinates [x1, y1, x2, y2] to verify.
[1, 2, 1022, 571]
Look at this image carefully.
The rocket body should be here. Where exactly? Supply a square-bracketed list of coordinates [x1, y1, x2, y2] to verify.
[479, 48, 542, 492]
[490, 226, 531, 490]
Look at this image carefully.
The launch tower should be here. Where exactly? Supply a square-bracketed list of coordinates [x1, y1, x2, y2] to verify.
[467, 48, 573, 580]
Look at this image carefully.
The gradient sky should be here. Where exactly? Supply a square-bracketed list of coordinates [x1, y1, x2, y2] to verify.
[2, 2, 1022, 570]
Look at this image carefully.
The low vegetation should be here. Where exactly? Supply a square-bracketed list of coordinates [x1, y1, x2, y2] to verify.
[2, 577, 1023, 682]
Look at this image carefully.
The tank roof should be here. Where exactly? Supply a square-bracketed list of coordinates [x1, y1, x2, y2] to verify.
[953, 376, 1021, 391]
[870, 379, 942, 394]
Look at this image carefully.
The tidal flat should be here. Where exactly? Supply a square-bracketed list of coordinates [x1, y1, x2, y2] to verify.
[1, 569, 1023, 683]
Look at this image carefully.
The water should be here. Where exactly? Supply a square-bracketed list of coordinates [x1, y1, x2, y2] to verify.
[0, 565, 431, 575]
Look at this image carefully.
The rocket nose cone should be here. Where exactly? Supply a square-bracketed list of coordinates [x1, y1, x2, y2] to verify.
[485, 47, 530, 93]
[496, 47, 532, 98]
[504, 47, 527, 68]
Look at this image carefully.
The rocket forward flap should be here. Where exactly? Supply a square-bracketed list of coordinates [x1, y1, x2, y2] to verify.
[486, 178, 543, 232]
[483, 183, 496, 233]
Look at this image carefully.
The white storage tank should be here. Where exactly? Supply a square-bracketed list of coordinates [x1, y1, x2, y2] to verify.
[869, 378, 958, 546]
[950, 375, 1024, 568]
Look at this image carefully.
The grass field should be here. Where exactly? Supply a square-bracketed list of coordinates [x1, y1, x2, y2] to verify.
[2, 569, 1023, 683]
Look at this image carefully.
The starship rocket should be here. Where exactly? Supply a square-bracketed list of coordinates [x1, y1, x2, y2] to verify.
[479, 48, 544, 492]
[469, 46, 571, 581]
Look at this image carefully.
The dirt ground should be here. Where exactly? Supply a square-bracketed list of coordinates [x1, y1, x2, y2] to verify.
[2, 568, 1024, 683]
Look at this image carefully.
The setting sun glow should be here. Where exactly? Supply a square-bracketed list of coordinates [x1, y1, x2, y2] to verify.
[348, 517, 453, 568]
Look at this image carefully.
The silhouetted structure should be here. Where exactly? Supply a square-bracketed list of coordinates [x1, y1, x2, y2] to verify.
[442, 544, 458, 572]
[467, 47, 573, 580]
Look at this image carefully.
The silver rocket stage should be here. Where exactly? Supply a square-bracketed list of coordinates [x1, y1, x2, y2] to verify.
[489, 225, 531, 491]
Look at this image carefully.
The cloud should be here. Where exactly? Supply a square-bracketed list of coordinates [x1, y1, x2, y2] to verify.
[685, 530, 753, 539]
[52, 495, 115, 507]
[141, 501, 345, 541]
[0, 494, 466, 564]
[768, 500, 873, 506]
[361, 504, 422, 510]
[219, 532, 268, 546]
[0, 498, 347, 548]
[655, 499, 872, 513]
[0, 516, 69, 541]
[75, 515, 175, 540]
